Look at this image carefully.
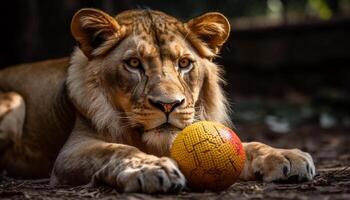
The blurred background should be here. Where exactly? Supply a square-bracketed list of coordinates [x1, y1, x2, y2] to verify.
[0, 0, 349, 145]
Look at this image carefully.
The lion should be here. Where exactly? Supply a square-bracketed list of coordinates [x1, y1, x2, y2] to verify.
[0, 8, 315, 193]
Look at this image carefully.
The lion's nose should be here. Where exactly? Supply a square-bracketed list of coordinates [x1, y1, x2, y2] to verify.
[148, 98, 184, 115]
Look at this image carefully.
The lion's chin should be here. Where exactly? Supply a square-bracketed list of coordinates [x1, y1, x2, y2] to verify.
[142, 123, 182, 156]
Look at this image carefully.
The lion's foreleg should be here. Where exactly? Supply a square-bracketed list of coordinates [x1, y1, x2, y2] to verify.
[50, 134, 140, 185]
[51, 119, 186, 193]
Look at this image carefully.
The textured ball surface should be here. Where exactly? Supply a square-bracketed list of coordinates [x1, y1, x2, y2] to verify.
[170, 121, 245, 191]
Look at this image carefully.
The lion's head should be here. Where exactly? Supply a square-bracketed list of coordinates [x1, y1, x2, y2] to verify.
[67, 9, 231, 155]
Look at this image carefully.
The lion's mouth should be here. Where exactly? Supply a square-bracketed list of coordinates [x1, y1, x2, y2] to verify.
[144, 123, 182, 133]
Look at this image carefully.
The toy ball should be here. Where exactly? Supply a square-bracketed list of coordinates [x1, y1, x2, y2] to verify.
[170, 121, 245, 191]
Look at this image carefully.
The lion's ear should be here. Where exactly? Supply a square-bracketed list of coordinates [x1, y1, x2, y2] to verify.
[186, 12, 230, 55]
[71, 8, 123, 58]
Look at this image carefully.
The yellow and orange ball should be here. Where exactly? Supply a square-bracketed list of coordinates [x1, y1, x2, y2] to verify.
[171, 121, 245, 191]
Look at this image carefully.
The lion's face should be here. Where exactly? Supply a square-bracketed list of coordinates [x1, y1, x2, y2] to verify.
[108, 29, 201, 131]
[67, 9, 231, 155]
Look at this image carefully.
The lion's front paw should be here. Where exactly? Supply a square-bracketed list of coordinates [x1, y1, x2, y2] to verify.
[243, 142, 316, 183]
[259, 148, 315, 182]
[116, 156, 186, 193]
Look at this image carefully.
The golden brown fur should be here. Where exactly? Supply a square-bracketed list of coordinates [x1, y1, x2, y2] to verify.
[0, 9, 315, 193]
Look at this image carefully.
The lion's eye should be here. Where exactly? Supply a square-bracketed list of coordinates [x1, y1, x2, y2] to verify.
[126, 58, 141, 68]
[178, 58, 191, 68]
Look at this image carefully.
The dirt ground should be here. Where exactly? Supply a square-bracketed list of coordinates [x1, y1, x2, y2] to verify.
[0, 124, 349, 200]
